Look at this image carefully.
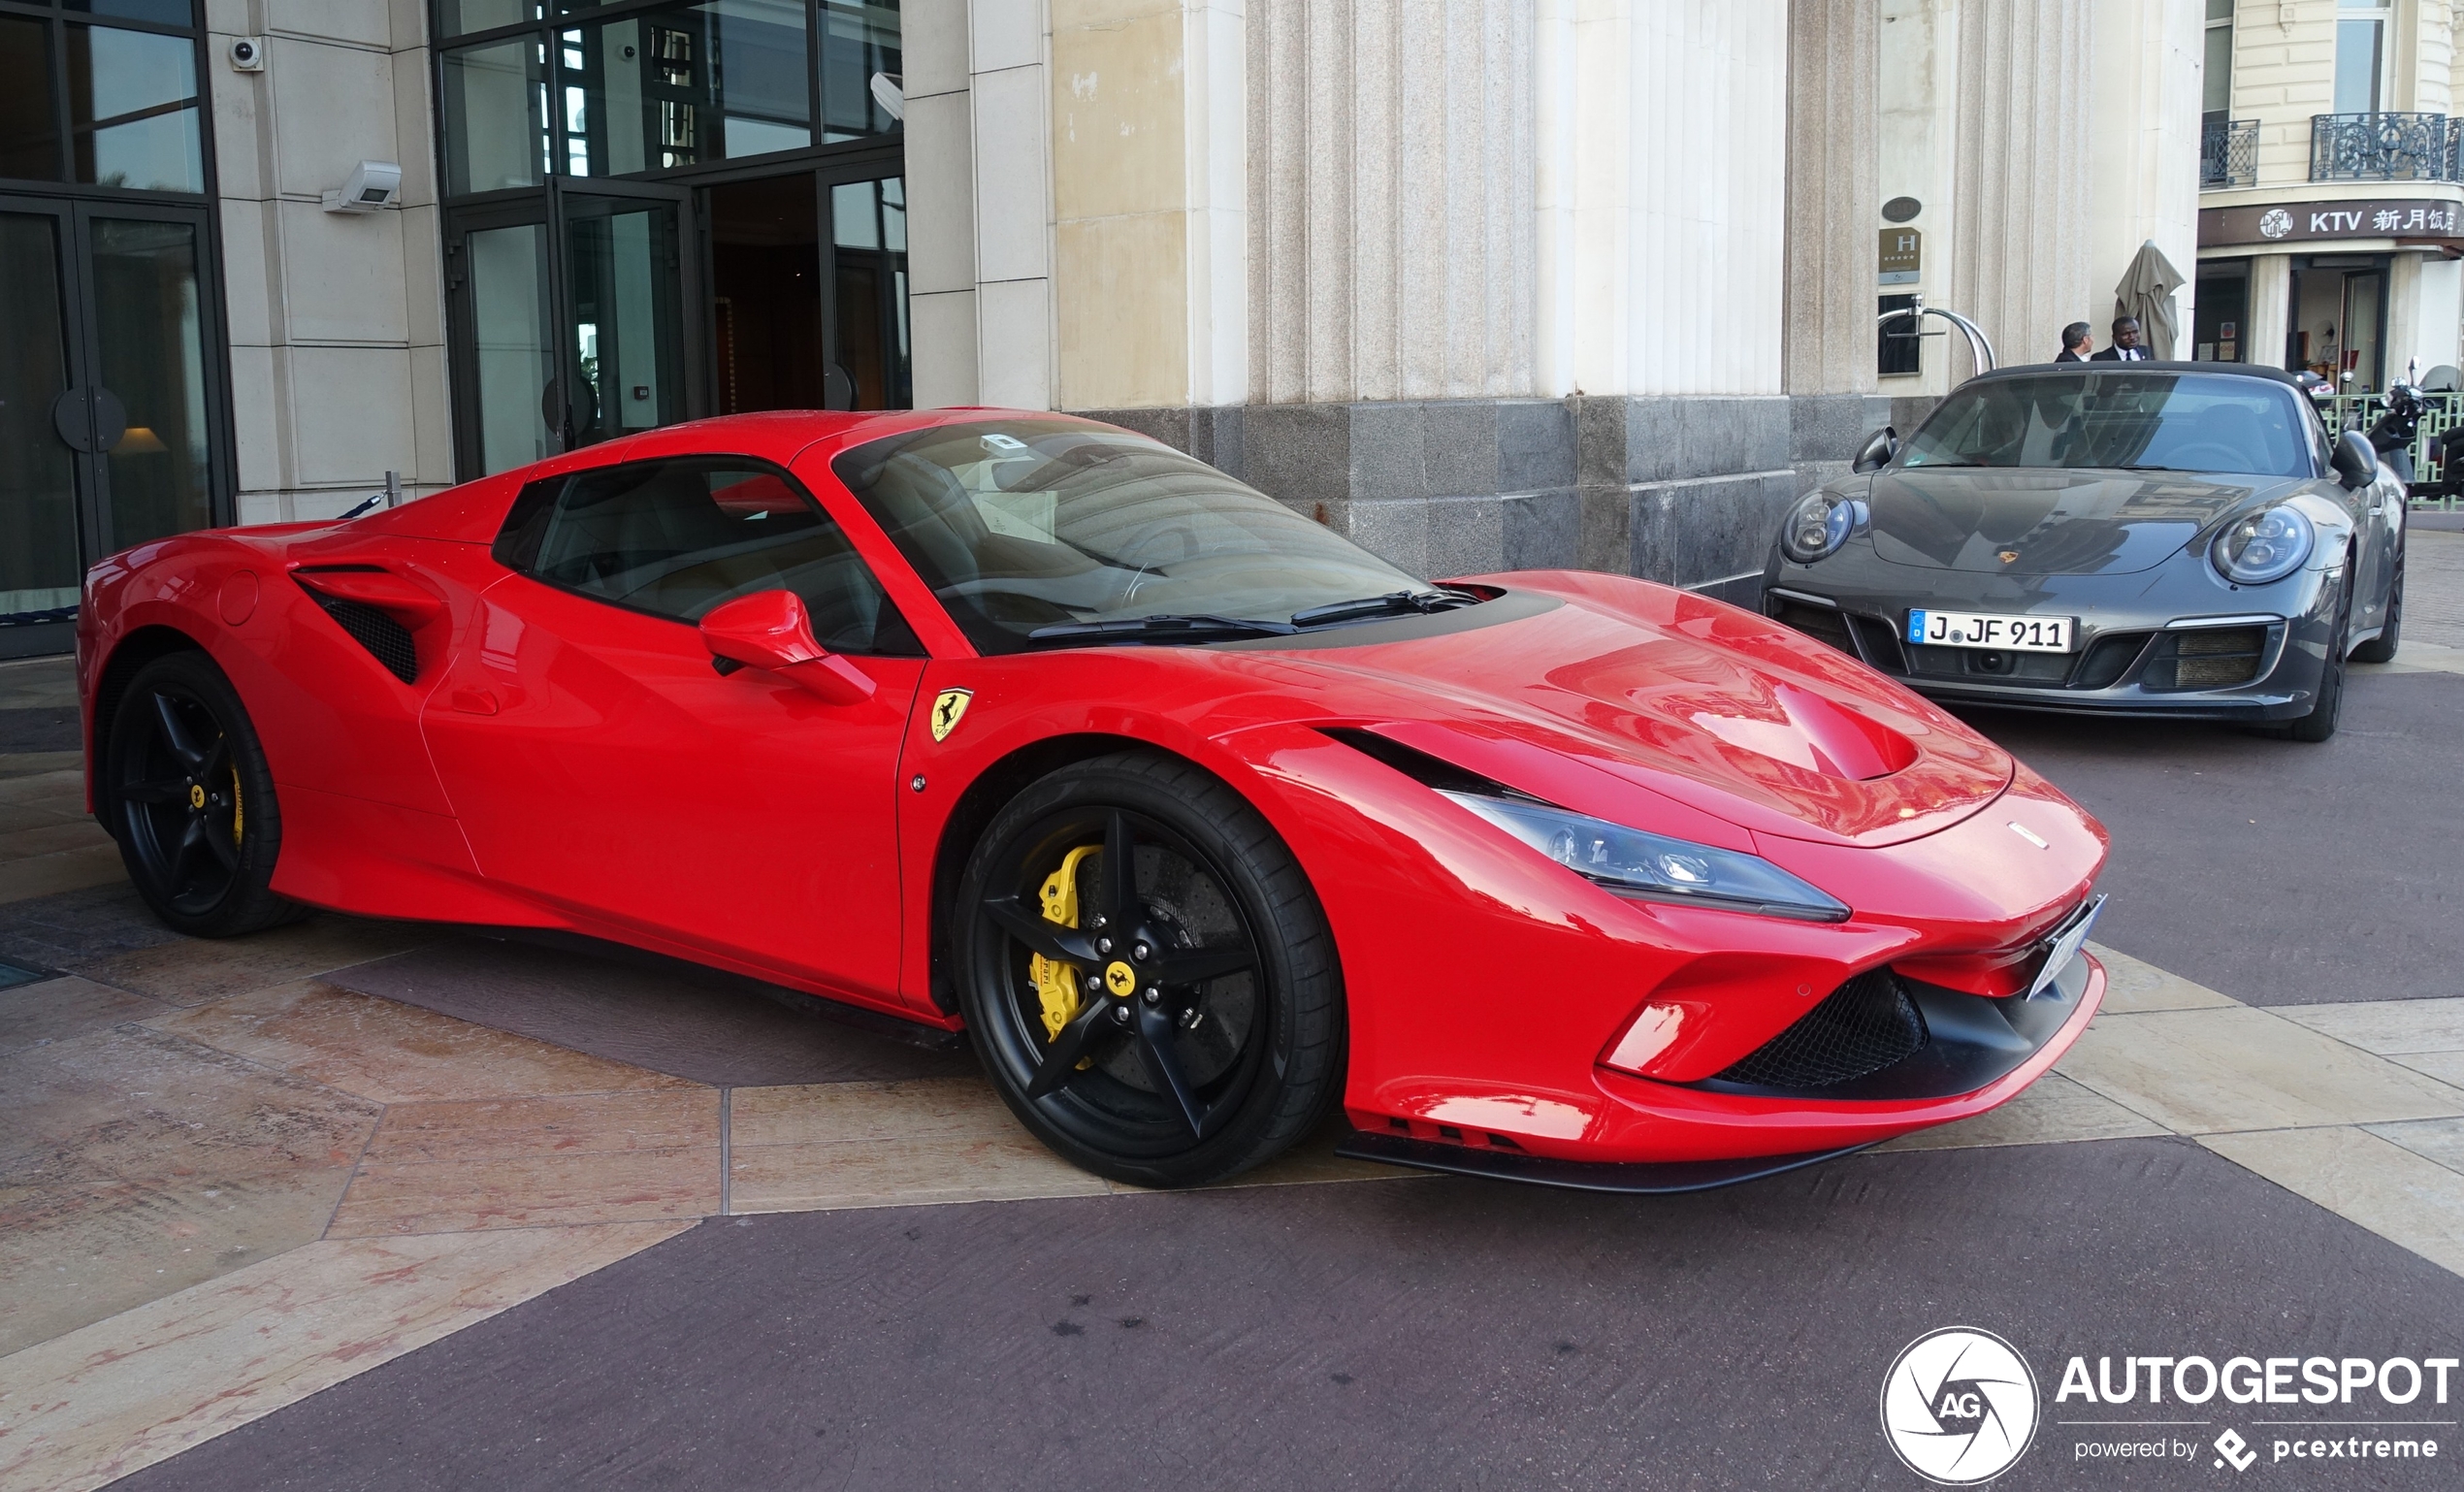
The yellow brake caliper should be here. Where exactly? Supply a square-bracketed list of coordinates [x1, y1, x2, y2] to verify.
[1030, 845, 1101, 1054]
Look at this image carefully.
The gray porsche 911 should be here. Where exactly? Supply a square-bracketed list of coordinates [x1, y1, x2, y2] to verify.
[1761, 362, 2406, 741]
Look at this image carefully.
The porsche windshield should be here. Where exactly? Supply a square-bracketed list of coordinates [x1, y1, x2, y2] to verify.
[834, 419, 1448, 653]
[1897, 373, 2317, 478]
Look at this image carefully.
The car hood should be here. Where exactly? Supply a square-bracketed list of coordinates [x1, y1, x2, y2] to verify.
[1864, 467, 2309, 575]
[1237, 573, 2015, 849]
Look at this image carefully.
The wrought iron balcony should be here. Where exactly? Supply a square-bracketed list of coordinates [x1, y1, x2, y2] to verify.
[2310, 112, 2457, 182]
[2203, 118, 2258, 189]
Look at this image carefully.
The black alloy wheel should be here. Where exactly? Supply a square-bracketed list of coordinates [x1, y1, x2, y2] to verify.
[2351, 545, 2404, 664]
[105, 651, 300, 936]
[2280, 563, 2352, 744]
[956, 752, 1343, 1188]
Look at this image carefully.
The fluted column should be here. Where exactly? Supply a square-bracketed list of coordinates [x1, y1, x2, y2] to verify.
[1949, 0, 2092, 374]
[1783, 0, 1880, 396]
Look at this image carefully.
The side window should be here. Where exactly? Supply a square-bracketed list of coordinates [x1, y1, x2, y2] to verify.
[492, 457, 923, 656]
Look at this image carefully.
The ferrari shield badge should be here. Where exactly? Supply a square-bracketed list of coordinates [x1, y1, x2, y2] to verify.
[929, 688, 974, 742]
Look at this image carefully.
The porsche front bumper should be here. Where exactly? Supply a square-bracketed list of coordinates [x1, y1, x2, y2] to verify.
[1760, 553, 2341, 722]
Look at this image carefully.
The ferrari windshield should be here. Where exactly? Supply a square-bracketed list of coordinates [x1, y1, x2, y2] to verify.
[1897, 373, 2317, 478]
[834, 419, 1444, 653]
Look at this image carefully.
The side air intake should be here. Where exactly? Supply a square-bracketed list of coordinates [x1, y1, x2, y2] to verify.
[1712, 968, 1928, 1089]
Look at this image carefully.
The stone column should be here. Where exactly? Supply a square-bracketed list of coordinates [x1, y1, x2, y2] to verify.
[1783, 0, 1880, 399]
[1948, 0, 2091, 375]
[2246, 252, 2293, 372]
[1783, 0, 1882, 488]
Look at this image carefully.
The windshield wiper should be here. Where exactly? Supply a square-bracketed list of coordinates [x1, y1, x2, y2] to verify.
[1024, 613, 1298, 647]
[1287, 588, 1477, 629]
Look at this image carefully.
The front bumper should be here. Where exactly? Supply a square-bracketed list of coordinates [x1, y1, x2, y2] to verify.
[1761, 561, 2337, 721]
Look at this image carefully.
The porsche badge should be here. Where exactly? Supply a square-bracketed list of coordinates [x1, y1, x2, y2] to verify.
[1997, 549, 2021, 565]
[929, 688, 974, 742]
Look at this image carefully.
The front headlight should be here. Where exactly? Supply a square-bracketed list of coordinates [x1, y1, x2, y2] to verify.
[2210, 504, 2315, 585]
[1779, 492, 1862, 564]
[1439, 791, 1851, 923]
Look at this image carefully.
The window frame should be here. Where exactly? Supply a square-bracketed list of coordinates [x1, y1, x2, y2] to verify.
[491, 449, 924, 654]
[0, 0, 218, 203]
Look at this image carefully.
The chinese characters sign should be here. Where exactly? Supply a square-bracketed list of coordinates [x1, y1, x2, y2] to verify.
[2200, 198, 2463, 245]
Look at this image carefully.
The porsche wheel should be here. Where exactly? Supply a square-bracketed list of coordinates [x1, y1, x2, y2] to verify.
[2280, 576, 2351, 744]
[956, 752, 1343, 1188]
[2351, 547, 2403, 664]
[104, 652, 300, 937]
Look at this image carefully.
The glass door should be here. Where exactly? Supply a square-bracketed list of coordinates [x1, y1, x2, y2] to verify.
[446, 201, 560, 477]
[822, 173, 910, 410]
[0, 201, 85, 649]
[0, 193, 226, 657]
[560, 186, 694, 445]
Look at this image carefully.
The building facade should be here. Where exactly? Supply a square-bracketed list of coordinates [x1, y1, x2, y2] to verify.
[2196, 0, 2464, 391]
[0, 0, 2207, 660]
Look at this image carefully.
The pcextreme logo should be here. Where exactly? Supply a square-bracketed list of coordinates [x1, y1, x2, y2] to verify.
[1881, 1326, 2041, 1484]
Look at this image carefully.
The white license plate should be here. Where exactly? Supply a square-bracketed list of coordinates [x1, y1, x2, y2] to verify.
[1905, 610, 2076, 653]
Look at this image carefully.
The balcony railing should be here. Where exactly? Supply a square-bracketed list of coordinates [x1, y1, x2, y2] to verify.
[2310, 112, 2461, 182]
[2202, 118, 2257, 189]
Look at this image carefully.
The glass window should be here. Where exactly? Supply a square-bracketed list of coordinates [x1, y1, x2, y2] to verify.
[2335, 0, 2386, 114]
[64, 0, 196, 21]
[91, 218, 213, 547]
[1898, 373, 2316, 478]
[467, 222, 558, 474]
[2202, 7, 2232, 117]
[67, 25, 204, 192]
[831, 177, 910, 408]
[0, 211, 81, 617]
[561, 1, 813, 178]
[443, 38, 551, 194]
[834, 419, 1436, 655]
[496, 456, 921, 652]
[0, 16, 62, 182]
[820, 0, 900, 142]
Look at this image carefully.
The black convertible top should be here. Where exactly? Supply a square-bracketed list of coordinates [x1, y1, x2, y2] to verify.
[1967, 361, 2308, 390]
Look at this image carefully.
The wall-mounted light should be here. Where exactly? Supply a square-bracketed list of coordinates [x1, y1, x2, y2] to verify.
[322, 161, 402, 213]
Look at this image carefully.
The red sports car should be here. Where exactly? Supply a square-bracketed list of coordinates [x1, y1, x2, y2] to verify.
[76, 409, 2109, 1190]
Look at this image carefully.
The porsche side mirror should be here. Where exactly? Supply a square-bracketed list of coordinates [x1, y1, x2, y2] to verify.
[2331, 430, 2379, 490]
[1851, 426, 1899, 474]
[698, 590, 875, 704]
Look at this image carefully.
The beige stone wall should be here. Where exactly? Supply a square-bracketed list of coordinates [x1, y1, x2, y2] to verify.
[2087, 0, 2203, 352]
[2225, 0, 2337, 185]
[1248, 0, 1538, 405]
[1949, 0, 2092, 373]
[1784, 0, 1880, 396]
[212, 0, 453, 522]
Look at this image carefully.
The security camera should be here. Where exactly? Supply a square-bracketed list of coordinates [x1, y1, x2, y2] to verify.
[229, 37, 266, 71]
[322, 161, 402, 213]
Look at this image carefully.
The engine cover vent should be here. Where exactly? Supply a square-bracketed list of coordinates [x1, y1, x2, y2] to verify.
[306, 592, 419, 684]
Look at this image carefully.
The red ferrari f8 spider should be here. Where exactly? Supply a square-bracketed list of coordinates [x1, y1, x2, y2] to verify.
[77, 410, 2109, 1190]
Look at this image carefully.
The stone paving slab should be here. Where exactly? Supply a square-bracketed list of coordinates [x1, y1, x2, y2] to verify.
[0, 1220, 692, 1492]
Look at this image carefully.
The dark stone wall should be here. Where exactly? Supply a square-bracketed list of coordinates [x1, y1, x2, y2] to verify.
[1072, 393, 1901, 602]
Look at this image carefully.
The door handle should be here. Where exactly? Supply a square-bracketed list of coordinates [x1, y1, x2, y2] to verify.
[48, 387, 128, 453]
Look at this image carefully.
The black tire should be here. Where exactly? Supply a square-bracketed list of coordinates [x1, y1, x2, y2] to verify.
[954, 751, 1344, 1188]
[2351, 544, 2403, 664]
[2281, 573, 2351, 743]
[103, 651, 301, 936]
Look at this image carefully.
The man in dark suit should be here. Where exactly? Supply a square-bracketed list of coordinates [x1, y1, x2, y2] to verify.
[2091, 317, 2150, 361]
[2055, 322, 2092, 362]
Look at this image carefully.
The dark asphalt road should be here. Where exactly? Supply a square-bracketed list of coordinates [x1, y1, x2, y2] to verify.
[102, 668, 2464, 1490]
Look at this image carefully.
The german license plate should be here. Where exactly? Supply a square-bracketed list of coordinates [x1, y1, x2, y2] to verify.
[1905, 610, 2075, 652]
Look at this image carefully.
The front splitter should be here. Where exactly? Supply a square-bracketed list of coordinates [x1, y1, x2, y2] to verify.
[1331, 1130, 1874, 1194]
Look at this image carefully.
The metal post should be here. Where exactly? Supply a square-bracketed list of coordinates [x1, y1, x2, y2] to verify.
[1875, 295, 1997, 378]
[384, 469, 402, 507]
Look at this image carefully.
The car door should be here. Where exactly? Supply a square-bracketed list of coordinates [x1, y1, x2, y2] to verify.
[420, 453, 930, 1007]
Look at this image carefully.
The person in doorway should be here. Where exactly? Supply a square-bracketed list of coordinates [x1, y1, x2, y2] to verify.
[2091, 317, 2150, 361]
[2055, 322, 2092, 362]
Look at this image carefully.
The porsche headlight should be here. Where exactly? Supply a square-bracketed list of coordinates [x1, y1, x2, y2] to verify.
[2210, 504, 2315, 586]
[1439, 791, 1851, 923]
[1779, 492, 1861, 564]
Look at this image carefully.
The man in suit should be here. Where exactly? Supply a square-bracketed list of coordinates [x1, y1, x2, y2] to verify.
[2055, 322, 2092, 362]
[2091, 316, 2150, 361]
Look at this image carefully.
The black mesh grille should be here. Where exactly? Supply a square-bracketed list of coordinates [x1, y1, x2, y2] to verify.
[1847, 614, 1909, 673]
[2071, 632, 2150, 690]
[1714, 969, 1928, 1089]
[2142, 627, 2266, 691]
[1772, 600, 1856, 656]
[308, 594, 419, 684]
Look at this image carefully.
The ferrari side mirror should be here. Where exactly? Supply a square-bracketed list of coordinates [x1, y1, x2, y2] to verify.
[1851, 427, 1899, 474]
[699, 590, 874, 704]
[2331, 430, 2378, 490]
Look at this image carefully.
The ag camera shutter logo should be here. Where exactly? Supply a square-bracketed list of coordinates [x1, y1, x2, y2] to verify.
[1881, 1326, 2041, 1484]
